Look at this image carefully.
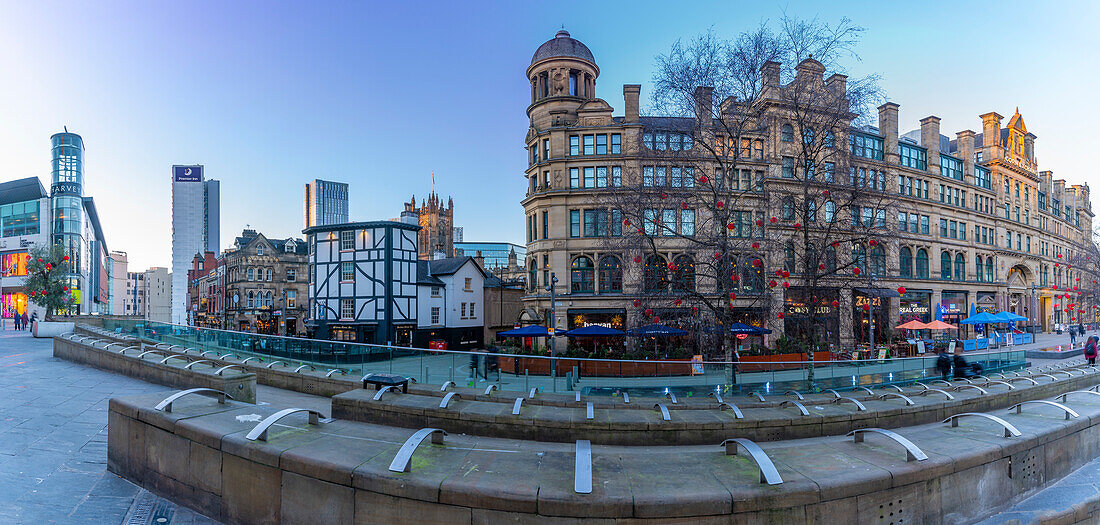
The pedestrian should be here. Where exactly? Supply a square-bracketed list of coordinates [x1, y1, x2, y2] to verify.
[953, 347, 975, 379]
[1070, 327, 1077, 346]
[12, 311, 19, 330]
[1086, 336, 1099, 366]
[469, 350, 479, 380]
[935, 348, 952, 380]
[21, 312, 28, 332]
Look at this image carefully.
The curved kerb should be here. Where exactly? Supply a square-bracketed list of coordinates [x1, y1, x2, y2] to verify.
[748, 391, 765, 402]
[833, 397, 867, 411]
[214, 365, 246, 376]
[665, 392, 677, 404]
[709, 392, 724, 404]
[575, 440, 592, 494]
[326, 369, 348, 378]
[720, 438, 783, 485]
[586, 402, 594, 420]
[654, 403, 671, 421]
[780, 400, 809, 416]
[439, 392, 460, 409]
[245, 408, 327, 441]
[439, 381, 454, 392]
[388, 428, 447, 473]
[183, 360, 215, 370]
[878, 393, 915, 406]
[483, 385, 497, 396]
[846, 428, 928, 462]
[1058, 390, 1100, 403]
[784, 390, 804, 400]
[154, 388, 231, 413]
[917, 388, 955, 400]
[1009, 400, 1079, 420]
[980, 380, 1015, 390]
[373, 385, 401, 401]
[719, 402, 744, 419]
[953, 384, 989, 395]
[942, 412, 1022, 438]
[512, 397, 524, 415]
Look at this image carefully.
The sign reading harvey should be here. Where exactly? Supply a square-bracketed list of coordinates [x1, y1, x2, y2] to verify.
[173, 165, 203, 182]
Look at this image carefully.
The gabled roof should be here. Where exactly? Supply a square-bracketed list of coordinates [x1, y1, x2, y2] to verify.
[415, 260, 445, 286]
[0, 177, 48, 206]
[1007, 108, 1027, 133]
[427, 256, 487, 278]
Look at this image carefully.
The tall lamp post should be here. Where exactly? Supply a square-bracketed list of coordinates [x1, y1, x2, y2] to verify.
[545, 272, 558, 391]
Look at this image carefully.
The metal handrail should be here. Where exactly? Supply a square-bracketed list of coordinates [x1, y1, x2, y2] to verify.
[846, 428, 928, 462]
[720, 438, 783, 485]
[1008, 400, 1079, 420]
[373, 385, 401, 401]
[184, 360, 215, 370]
[439, 381, 454, 391]
[387, 428, 447, 473]
[512, 397, 524, 415]
[709, 391, 724, 404]
[916, 388, 954, 400]
[825, 389, 842, 398]
[154, 388, 231, 413]
[439, 392, 460, 409]
[784, 390, 804, 401]
[881, 385, 904, 393]
[245, 408, 326, 441]
[780, 400, 809, 416]
[719, 402, 744, 419]
[1057, 390, 1100, 403]
[853, 386, 874, 395]
[241, 357, 263, 364]
[878, 393, 915, 406]
[979, 380, 1015, 390]
[200, 350, 220, 357]
[118, 346, 141, 355]
[214, 365, 246, 376]
[833, 397, 867, 411]
[575, 440, 592, 494]
[1007, 377, 1039, 385]
[159, 355, 190, 365]
[267, 361, 288, 369]
[654, 403, 670, 421]
[136, 350, 165, 360]
[942, 412, 1022, 438]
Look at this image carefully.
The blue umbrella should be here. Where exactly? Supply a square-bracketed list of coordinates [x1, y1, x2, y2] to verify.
[498, 325, 550, 337]
[626, 324, 688, 336]
[960, 312, 1000, 324]
[563, 325, 626, 337]
[729, 322, 770, 335]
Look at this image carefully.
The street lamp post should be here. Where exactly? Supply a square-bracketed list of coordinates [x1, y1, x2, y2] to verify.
[868, 273, 876, 351]
[546, 272, 558, 392]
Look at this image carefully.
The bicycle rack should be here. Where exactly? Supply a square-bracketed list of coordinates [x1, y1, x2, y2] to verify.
[159, 355, 190, 365]
[833, 397, 867, 411]
[654, 403, 671, 421]
[979, 380, 1015, 390]
[825, 389, 842, 398]
[183, 360, 215, 370]
[483, 385, 497, 396]
[748, 391, 765, 402]
[664, 392, 678, 404]
[267, 361, 288, 369]
[373, 385, 401, 401]
[719, 402, 744, 419]
[929, 380, 952, 386]
[720, 438, 783, 485]
[878, 393, 915, 406]
[241, 357, 262, 364]
[619, 391, 630, 404]
[1057, 390, 1100, 403]
[916, 388, 954, 400]
[294, 364, 316, 374]
[154, 388, 231, 413]
[941, 413, 1021, 438]
[1008, 400, 1079, 420]
[709, 391, 724, 404]
[586, 402, 594, 420]
[325, 369, 347, 378]
[245, 408, 327, 441]
[388, 428, 447, 473]
[780, 400, 809, 416]
[136, 350, 165, 360]
[1007, 377, 1039, 385]
[529, 387, 538, 399]
[853, 386, 874, 395]
[200, 350, 220, 357]
[846, 428, 928, 462]
[575, 440, 592, 494]
[881, 385, 904, 393]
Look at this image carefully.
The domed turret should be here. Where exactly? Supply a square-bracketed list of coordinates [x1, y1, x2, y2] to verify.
[527, 29, 599, 108]
[531, 30, 595, 66]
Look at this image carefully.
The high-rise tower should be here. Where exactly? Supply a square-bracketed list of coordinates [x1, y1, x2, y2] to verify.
[171, 165, 220, 324]
[50, 131, 85, 310]
[304, 179, 349, 228]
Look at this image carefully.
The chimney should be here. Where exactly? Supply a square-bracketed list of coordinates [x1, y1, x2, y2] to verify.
[877, 102, 899, 164]
[825, 73, 847, 98]
[693, 86, 713, 129]
[956, 130, 976, 181]
[920, 116, 941, 173]
[760, 61, 780, 88]
[623, 84, 640, 123]
[980, 112, 1003, 160]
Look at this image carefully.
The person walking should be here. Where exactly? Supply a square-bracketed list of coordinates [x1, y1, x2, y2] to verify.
[1086, 336, 1098, 366]
[1070, 326, 1078, 347]
[935, 348, 952, 380]
[953, 347, 976, 379]
[11, 310, 19, 330]
[20, 312, 28, 332]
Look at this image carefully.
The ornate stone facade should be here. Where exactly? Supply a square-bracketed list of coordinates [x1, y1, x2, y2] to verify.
[405, 193, 454, 259]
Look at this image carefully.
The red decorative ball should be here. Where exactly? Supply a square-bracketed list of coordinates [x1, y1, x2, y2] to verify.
[29, 291, 35, 297]
[1055, 263, 1060, 268]
[633, 299, 641, 308]
[727, 222, 735, 230]
[644, 309, 654, 316]
[775, 270, 783, 277]
[652, 316, 660, 323]
[680, 202, 689, 210]
[623, 218, 631, 226]
[897, 287, 906, 295]
[782, 282, 790, 289]
[853, 267, 862, 275]
[667, 262, 676, 270]
[862, 303, 871, 311]
[1053, 286, 1059, 290]
[753, 259, 762, 267]
[778, 312, 785, 319]
[698, 175, 708, 184]
[674, 299, 682, 306]
[831, 242, 840, 248]
[831, 300, 840, 308]
[769, 280, 778, 288]
[1058, 254, 1063, 258]
[63, 256, 69, 261]
[714, 252, 722, 259]
[755, 219, 764, 227]
[868, 239, 877, 247]
[730, 274, 739, 282]
[751, 242, 760, 249]
[634, 255, 643, 263]
[819, 263, 826, 270]
[769, 217, 778, 224]
[716, 201, 724, 208]
[822, 190, 830, 196]
[37, 258, 42, 263]
[794, 222, 802, 229]
[63, 286, 68, 291]
[782, 270, 790, 278]
[728, 292, 736, 300]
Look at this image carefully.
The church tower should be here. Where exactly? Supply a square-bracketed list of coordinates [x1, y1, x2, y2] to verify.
[405, 192, 454, 259]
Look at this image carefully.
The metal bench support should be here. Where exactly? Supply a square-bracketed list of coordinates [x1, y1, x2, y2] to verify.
[720, 438, 783, 485]
[388, 428, 447, 473]
[1008, 400, 1079, 420]
[245, 408, 326, 441]
[846, 428, 928, 462]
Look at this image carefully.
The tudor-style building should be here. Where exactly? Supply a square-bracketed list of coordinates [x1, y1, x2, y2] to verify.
[521, 30, 1094, 349]
[304, 216, 420, 345]
[222, 229, 308, 335]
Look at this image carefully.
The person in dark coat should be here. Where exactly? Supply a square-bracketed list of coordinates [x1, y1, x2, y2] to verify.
[1085, 336, 1098, 366]
[11, 311, 19, 330]
[953, 347, 981, 379]
[935, 348, 952, 380]
[20, 313, 28, 332]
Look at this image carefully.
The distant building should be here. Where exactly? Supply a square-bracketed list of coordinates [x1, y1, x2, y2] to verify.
[108, 251, 128, 315]
[405, 192, 454, 259]
[125, 271, 145, 317]
[304, 179, 349, 228]
[0, 177, 50, 321]
[144, 267, 172, 323]
[413, 256, 486, 350]
[305, 215, 420, 344]
[187, 251, 222, 328]
[222, 229, 308, 335]
[483, 275, 526, 343]
[452, 226, 464, 243]
[454, 242, 526, 273]
[171, 165, 219, 325]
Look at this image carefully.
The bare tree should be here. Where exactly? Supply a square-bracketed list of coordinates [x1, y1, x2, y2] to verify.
[604, 16, 905, 387]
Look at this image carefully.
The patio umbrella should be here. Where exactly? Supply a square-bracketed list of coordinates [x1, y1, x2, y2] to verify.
[960, 312, 1000, 324]
[729, 322, 769, 335]
[563, 325, 626, 337]
[498, 325, 550, 337]
[896, 320, 928, 330]
[923, 320, 957, 330]
[626, 324, 689, 336]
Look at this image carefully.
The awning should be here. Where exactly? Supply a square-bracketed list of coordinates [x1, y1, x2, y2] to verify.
[855, 287, 901, 298]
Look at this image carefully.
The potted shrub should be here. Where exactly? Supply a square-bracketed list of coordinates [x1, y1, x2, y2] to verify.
[25, 245, 77, 338]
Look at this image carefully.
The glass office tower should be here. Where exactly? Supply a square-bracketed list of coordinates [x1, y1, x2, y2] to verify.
[51, 131, 85, 312]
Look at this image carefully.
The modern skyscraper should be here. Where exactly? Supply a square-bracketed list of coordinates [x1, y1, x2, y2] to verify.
[171, 165, 219, 324]
[304, 179, 349, 228]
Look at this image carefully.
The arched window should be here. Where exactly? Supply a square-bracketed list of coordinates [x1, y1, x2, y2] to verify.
[528, 261, 537, 292]
[975, 256, 983, 282]
[986, 257, 994, 282]
[782, 196, 795, 220]
[781, 124, 794, 142]
[870, 246, 886, 276]
[852, 244, 867, 272]
[805, 244, 818, 274]
[954, 253, 965, 281]
[802, 128, 815, 145]
[247, 267, 254, 281]
[823, 129, 835, 147]
[644, 255, 667, 293]
[824, 200, 836, 223]
[940, 251, 952, 280]
[916, 249, 929, 279]
[899, 247, 913, 278]
[784, 242, 796, 272]
[740, 256, 764, 291]
[598, 256, 622, 293]
[571, 256, 595, 293]
[247, 291, 254, 308]
[672, 255, 695, 292]
[823, 245, 837, 273]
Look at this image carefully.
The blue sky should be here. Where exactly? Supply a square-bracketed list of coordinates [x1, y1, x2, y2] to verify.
[1, 1, 1097, 270]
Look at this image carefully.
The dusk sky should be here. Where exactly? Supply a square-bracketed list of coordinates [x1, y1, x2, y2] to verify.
[1, 1, 1097, 271]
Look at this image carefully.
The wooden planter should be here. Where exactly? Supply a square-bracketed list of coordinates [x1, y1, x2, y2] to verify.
[737, 351, 832, 372]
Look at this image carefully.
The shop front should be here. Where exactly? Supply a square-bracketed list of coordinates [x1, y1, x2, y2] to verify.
[784, 287, 840, 348]
[1, 291, 27, 319]
[853, 287, 898, 345]
[567, 309, 626, 330]
[899, 290, 932, 324]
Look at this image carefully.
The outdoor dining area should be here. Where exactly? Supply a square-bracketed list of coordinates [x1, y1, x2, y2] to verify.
[892, 311, 1031, 356]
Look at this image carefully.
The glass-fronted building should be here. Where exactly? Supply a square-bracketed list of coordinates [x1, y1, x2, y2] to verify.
[0, 177, 51, 319]
[51, 131, 85, 311]
[453, 242, 526, 271]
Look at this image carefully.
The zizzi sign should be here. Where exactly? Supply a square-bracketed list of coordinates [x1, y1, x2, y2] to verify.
[173, 165, 203, 182]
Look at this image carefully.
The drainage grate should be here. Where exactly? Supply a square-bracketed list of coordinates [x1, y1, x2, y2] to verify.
[123, 489, 157, 525]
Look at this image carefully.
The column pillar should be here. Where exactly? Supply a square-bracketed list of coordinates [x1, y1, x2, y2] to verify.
[839, 290, 854, 348]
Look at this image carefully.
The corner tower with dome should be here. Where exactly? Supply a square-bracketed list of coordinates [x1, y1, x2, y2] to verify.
[519, 30, 1094, 353]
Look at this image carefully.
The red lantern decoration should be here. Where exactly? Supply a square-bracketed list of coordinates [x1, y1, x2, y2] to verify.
[897, 287, 906, 295]
[782, 281, 790, 289]
[667, 262, 676, 270]
[778, 312, 785, 319]
[727, 222, 735, 230]
[782, 270, 790, 278]
[713, 252, 722, 260]
[752, 242, 760, 249]
[831, 300, 840, 308]
[680, 202, 689, 210]
[29, 291, 35, 297]
[653, 316, 660, 323]
[769, 217, 778, 224]
[716, 201, 724, 208]
[730, 274, 739, 282]
[753, 259, 762, 267]
[623, 218, 631, 226]
[633, 299, 641, 308]
[822, 190, 830, 196]
[1058, 254, 1063, 258]
[775, 270, 783, 277]
[794, 222, 802, 229]
[769, 280, 778, 288]
[755, 219, 764, 227]
[1074, 286, 1079, 291]
[634, 255, 643, 263]
[45, 263, 51, 270]
[1053, 286, 1059, 290]
[37, 258, 42, 263]
[62, 286, 68, 291]
[868, 239, 877, 247]
[674, 299, 682, 306]
[819, 263, 826, 270]
[698, 175, 709, 184]
[63, 256, 69, 261]
[853, 267, 861, 275]
[1055, 263, 1059, 268]
[862, 303, 871, 312]
[728, 292, 737, 300]
[644, 309, 654, 316]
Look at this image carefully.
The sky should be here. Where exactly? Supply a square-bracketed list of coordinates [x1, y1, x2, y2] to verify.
[1, 0, 1097, 271]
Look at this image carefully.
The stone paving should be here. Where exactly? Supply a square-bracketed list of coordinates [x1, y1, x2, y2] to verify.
[0, 329, 223, 524]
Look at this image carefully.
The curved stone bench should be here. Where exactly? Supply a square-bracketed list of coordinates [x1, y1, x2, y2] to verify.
[331, 369, 1100, 445]
[109, 383, 1100, 524]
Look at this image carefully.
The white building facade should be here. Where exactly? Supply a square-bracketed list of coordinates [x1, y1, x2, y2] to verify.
[413, 256, 486, 349]
[170, 165, 219, 324]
